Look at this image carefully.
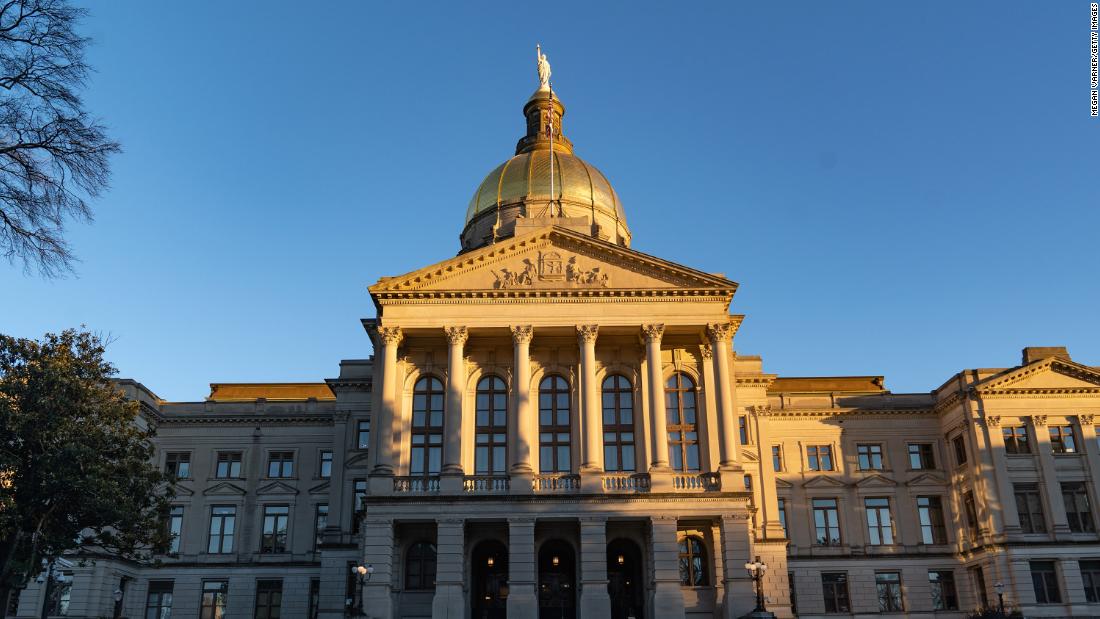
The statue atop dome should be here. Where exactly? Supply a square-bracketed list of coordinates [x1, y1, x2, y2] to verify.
[536, 43, 551, 91]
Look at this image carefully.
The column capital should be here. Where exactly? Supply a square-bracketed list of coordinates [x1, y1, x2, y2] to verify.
[376, 325, 404, 346]
[577, 324, 599, 344]
[444, 326, 468, 346]
[985, 415, 1002, 427]
[750, 404, 772, 417]
[1032, 414, 1048, 426]
[1079, 414, 1095, 425]
[706, 321, 733, 342]
[510, 325, 534, 344]
[700, 343, 713, 359]
[641, 323, 665, 343]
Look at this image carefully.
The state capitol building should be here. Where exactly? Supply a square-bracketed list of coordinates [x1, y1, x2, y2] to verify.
[9, 57, 1100, 619]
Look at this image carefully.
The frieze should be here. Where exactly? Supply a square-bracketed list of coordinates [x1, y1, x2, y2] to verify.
[493, 251, 610, 289]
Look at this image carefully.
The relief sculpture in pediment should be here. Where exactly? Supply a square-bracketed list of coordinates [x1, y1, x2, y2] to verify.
[493, 251, 610, 289]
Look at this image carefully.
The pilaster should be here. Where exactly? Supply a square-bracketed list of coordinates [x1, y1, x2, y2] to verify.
[579, 517, 612, 617]
[361, 516, 394, 618]
[719, 513, 755, 619]
[507, 517, 538, 617]
[982, 413, 1022, 534]
[1033, 414, 1072, 537]
[370, 326, 403, 494]
[431, 518, 465, 618]
[752, 405, 786, 540]
[1077, 415, 1100, 522]
[708, 321, 741, 474]
[649, 515, 687, 619]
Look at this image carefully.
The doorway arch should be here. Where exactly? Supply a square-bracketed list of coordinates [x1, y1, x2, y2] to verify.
[538, 539, 576, 619]
[471, 540, 508, 619]
[607, 538, 644, 619]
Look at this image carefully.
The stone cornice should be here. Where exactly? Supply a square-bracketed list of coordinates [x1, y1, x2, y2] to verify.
[977, 388, 1100, 398]
[974, 357, 1100, 392]
[158, 413, 334, 426]
[325, 378, 372, 393]
[372, 289, 734, 304]
[763, 408, 935, 420]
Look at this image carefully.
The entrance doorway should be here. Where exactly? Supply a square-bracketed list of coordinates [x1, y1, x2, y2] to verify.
[471, 540, 508, 619]
[607, 539, 644, 619]
[538, 539, 576, 619]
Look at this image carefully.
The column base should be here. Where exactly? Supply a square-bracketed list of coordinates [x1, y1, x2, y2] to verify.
[580, 469, 605, 493]
[719, 468, 745, 491]
[368, 473, 394, 496]
[653, 580, 687, 619]
[439, 472, 464, 495]
[506, 582, 537, 617]
[509, 470, 534, 494]
[649, 467, 674, 492]
[431, 582, 463, 619]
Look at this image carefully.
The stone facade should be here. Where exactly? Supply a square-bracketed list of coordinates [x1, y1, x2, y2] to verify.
[9, 84, 1100, 619]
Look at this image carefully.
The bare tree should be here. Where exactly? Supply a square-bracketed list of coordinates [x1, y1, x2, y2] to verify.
[0, 0, 119, 277]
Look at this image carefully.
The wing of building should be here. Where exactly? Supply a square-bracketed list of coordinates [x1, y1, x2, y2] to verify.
[10, 75, 1100, 619]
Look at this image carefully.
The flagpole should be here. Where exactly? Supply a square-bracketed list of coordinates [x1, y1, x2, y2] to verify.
[548, 80, 555, 217]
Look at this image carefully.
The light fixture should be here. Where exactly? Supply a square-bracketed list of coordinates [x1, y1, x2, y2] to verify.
[113, 588, 124, 602]
[617, 554, 625, 565]
[994, 582, 1004, 595]
[552, 555, 560, 567]
[487, 556, 495, 567]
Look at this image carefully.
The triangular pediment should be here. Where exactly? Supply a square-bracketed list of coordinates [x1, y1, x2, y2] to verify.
[855, 474, 897, 489]
[203, 481, 246, 496]
[172, 483, 194, 497]
[775, 478, 794, 489]
[346, 452, 371, 469]
[256, 481, 299, 496]
[370, 226, 737, 296]
[976, 358, 1100, 393]
[803, 475, 847, 488]
[905, 472, 947, 487]
[308, 481, 330, 495]
[741, 450, 759, 462]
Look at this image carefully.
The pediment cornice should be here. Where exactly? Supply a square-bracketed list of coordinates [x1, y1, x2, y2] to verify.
[973, 358, 1100, 397]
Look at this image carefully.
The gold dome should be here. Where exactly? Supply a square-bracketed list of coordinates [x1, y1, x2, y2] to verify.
[459, 88, 631, 252]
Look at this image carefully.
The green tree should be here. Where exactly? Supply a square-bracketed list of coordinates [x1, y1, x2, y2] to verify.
[0, 329, 172, 612]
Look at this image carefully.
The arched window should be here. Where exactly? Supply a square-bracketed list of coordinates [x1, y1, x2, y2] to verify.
[539, 375, 571, 473]
[602, 375, 635, 472]
[411, 376, 444, 479]
[475, 376, 508, 475]
[678, 536, 708, 586]
[666, 373, 699, 471]
[405, 541, 437, 590]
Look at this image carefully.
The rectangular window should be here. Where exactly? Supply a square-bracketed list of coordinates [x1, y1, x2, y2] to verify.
[857, 444, 884, 470]
[314, 504, 328, 549]
[45, 572, 71, 616]
[1014, 483, 1047, 533]
[319, 450, 333, 479]
[777, 498, 788, 538]
[876, 572, 903, 612]
[908, 443, 935, 469]
[261, 505, 290, 553]
[309, 579, 321, 619]
[821, 572, 850, 613]
[812, 498, 841, 545]
[1031, 561, 1062, 604]
[167, 505, 184, 553]
[771, 445, 783, 472]
[739, 416, 749, 444]
[200, 581, 228, 619]
[254, 580, 282, 619]
[352, 479, 367, 534]
[1050, 425, 1077, 453]
[807, 445, 833, 471]
[964, 491, 980, 540]
[1062, 481, 1095, 533]
[952, 434, 968, 465]
[357, 419, 371, 450]
[207, 506, 236, 554]
[215, 452, 242, 478]
[1081, 560, 1100, 603]
[917, 496, 947, 544]
[145, 581, 173, 619]
[929, 570, 958, 610]
[164, 452, 190, 479]
[1004, 426, 1031, 454]
[865, 497, 895, 545]
[267, 452, 294, 478]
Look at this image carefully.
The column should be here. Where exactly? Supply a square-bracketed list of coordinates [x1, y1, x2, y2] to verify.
[707, 321, 740, 470]
[507, 517, 538, 617]
[752, 406, 787, 540]
[718, 514, 755, 619]
[361, 516, 394, 618]
[328, 411, 350, 535]
[441, 326, 468, 494]
[1033, 415, 1071, 537]
[1077, 415, 1100, 520]
[643, 324, 669, 472]
[699, 343, 722, 470]
[370, 326, 403, 484]
[510, 326, 535, 492]
[981, 414, 1021, 533]
[432, 518, 465, 618]
[579, 517, 612, 617]
[578, 324, 603, 478]
[650, 516, 687, 619]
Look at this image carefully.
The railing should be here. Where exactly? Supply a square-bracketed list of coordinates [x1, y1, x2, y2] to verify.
[602, 472, 651, 492]
[463, 475, 510, 493]
[393, 475, 440, 493]
[671, 472, 721, 492]
[533, 473, 580, 492]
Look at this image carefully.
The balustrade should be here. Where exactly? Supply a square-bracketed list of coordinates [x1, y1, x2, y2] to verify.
[671, 472, 721, 491]
[601, 472, 651, 492]
[533, 473, 581, 492]
[393, 476, 440, 493]
[463, 475, 510, 493]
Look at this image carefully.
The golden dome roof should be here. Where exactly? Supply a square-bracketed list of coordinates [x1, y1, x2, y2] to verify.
[465, 149, 626, 225]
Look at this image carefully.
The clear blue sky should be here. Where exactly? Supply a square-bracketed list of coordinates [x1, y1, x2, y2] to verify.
[2, 2, 1097, 401]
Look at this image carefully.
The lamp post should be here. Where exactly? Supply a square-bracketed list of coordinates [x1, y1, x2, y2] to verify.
[346, 564, 374, 617]
[993, 582, 1005, 616]
[744, 556, 768, 613]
